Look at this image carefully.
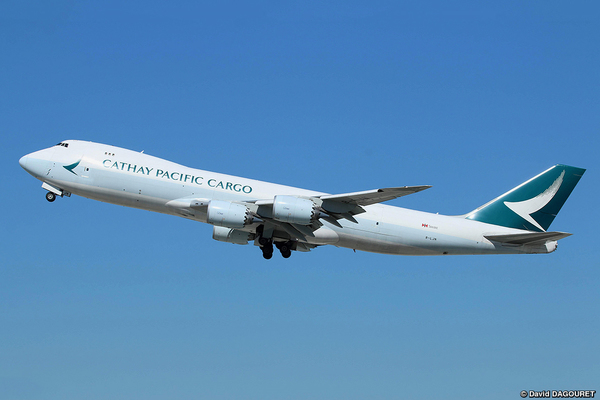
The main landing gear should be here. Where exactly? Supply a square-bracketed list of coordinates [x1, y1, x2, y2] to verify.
[259, 237, 274, 259]
[276, 241, 292, 259]
[256, 225, 293, 259]
[259, 239, 294, 259]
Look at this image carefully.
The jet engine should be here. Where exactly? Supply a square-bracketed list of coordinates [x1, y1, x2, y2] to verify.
[212, 226, 253, 245]
[272, 195, 319, 225]
[207, 200, 253, 228]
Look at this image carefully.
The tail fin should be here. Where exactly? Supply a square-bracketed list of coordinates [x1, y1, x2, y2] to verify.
[465, 164, 585, 232]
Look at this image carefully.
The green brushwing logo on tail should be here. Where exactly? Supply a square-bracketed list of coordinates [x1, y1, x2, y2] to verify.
[466, 165, 585, 232]
[63, 160, 81, 175]
[503, 171, 564, 231]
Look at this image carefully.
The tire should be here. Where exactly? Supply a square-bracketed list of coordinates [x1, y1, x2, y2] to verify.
[46, 192, 56, 202]
[262, 250, 273, 260]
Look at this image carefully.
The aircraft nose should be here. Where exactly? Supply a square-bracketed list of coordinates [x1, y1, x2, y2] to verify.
[19, 155, 29, 170]
[19, 150, 51, 177]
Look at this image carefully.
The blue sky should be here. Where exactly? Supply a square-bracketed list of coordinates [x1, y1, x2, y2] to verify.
[1, 1, 598, 399]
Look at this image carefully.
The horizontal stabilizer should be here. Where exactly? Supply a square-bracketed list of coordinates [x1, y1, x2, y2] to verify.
[484, 231, 571, 245]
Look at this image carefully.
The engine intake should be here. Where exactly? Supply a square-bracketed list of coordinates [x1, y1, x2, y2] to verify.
[272, 195, 319, 225]
[207, 200, 253, 228]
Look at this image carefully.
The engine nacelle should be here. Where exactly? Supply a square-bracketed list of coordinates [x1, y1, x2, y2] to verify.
[272, 195, 319, 225]
[212, 226, 253, 245]
[207, 200, 252, 228]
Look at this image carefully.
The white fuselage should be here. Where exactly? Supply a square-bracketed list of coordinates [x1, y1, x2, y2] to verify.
[19, 140, 555, 256]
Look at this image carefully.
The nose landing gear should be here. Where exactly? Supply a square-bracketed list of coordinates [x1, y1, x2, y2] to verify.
[41, 183, 68, 202]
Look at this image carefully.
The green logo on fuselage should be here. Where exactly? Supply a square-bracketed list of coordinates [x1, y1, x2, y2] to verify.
[63, 160, 81, 175]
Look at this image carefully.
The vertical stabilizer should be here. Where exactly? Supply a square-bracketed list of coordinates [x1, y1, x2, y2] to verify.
[465, 164, 585, 231]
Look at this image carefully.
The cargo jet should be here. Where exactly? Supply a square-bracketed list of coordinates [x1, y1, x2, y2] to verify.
[19, 140, 585, 259]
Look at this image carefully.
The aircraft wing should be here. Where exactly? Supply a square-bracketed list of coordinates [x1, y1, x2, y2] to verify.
[316, 186, 431, 207]
[484, 231, 572, 245]
[167, 186, 431, 242]
[253, 185, 431, 230]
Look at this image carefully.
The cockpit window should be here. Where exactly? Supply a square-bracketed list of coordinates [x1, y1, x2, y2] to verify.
[55, 142, 69, 148]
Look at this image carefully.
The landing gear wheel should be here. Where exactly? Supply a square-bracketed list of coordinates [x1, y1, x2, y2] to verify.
[257, 225, 271, 247]
[279, 242, 292, 258]
[262, 249, 273, 259]
[45, 192, 56, 202]
[260, 238, 274, 260]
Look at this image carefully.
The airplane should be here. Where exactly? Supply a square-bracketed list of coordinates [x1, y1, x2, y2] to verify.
[19, 140, 585, 259]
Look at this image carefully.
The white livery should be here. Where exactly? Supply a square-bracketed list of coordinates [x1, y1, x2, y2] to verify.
[20, 141, 585, 259]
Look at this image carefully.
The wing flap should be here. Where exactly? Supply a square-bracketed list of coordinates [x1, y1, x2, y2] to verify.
[484, 231, 572, 245]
